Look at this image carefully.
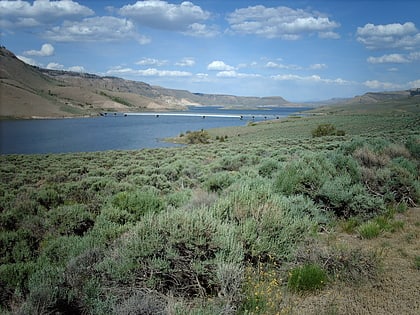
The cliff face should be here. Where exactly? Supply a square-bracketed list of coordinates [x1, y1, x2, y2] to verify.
[1, 46, 293, 118]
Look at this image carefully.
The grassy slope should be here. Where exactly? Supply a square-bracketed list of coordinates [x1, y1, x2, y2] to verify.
[0, 102, 419, 314]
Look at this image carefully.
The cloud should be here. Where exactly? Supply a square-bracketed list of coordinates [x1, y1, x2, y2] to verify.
[408, 79, 420, 88]
[23, 43, 54, 57]
[119, 0, 210, 31]
[309, 63, 327, 70]
[367, 51, 420, 64]
[271, 74, 349, 85]
[266, 61, 327, 70]
[363, 80, 403, 90]
[183, 23, 219, 37]
[356, 22, 420, 50]
[207, 61, 235, 71]
[46, 63, 85, 72]
[265, 61, 302, 70]
[44, 16, 150, 44]
[68, 66, 86, 72]
[136, 58, 168, 66]
[16, 55, 39, 66]
[175, 57, 195, 67]
[46, 62, 64, 70]
[107, 67, 192, 77]
[216, 70, 261, 78]
[226, 5, 340, 39]
[0, 0, 94, 28]
[367, 53, 409, 64]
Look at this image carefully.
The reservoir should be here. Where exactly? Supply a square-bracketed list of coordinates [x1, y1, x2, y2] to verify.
[0, 106, 309, 154]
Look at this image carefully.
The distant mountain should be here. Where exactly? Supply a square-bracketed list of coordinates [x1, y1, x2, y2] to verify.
[0, 46, 292, 119]
[308, 89, 420, 116]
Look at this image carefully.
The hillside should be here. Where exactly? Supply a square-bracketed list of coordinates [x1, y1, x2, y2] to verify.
[0, 47, 291, 119]
[310, 89, 420, 113]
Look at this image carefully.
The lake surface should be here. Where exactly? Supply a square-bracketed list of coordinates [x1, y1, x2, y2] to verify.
[0, 106, 310, 154]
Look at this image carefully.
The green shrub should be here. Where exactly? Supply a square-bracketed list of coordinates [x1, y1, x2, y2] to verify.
[204, 172, 234, 192]
[47, 204, 95, 236]
[406, 136, 420, 158]
[357, 221, 381, 239]
[311, 124, 345, 137]
[36, 187, 63, 209]
[258, 158, 280, 178]
[111, 190, 165, 220]
[113, 290, 167, 315]
[288, 263, 327, 292]
[99, 207, 244, 298]
[295, 243, 380, 282]
[414, 256, 420, 270]
[185, 130, 210, 144]
[317, 175, 384, 218]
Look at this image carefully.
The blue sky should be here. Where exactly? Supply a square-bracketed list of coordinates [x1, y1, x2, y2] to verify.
[1, 0, 419, 101]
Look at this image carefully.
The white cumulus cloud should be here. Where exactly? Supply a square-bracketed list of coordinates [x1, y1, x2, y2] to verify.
[136, 58, 168, 66]
[367, 51, 420, 64]
[356, 22, 420, 50]
[207, 61, 235, 71]
[226, 5, 340, 39]
[367, 54, 409, 64]
[0, 0, 94, 28]
[216, 70, 261, 78]
[265, 61, 302, 70]
[119, 0, 210, 31]
[46, 62, 64, 70]
[272, 74, 349, 85]
[408, 79, 420, 88]
[45, 16, 150, 44]
[363, 80, 403, 90]
[16, 55, 39, 66]
[175, 57, 195, 67]
[183, 22, 219, 37]
[46, 62, 85, 72]
[23, 43, 54, 57]
[107, 67, 192, 77]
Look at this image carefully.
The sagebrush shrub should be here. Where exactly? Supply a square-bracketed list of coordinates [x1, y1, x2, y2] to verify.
[295, 243, 380, 282]
[111, 190, 165, 220]
[204, 172, 234, 192]
[311, 124, 345, 137]
[258, 158, 280, 178]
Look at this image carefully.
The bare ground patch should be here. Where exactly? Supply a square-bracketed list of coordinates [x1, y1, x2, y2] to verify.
[284, 208, 420, 315]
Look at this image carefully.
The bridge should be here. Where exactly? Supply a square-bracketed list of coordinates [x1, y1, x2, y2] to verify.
[100, 112, 282, 120]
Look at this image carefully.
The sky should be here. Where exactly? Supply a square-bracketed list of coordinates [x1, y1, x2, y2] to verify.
[1, 0, 420, 102]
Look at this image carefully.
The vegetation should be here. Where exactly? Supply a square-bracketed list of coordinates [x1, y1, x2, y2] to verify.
[0, 105, 419, 314]
[311, 123, 345, 137]
[287, 263, 328, 292]
[98, 91, 136, 108]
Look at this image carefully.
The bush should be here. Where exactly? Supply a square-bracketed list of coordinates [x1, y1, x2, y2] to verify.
[113, 290, 167, 315]
[311, 124, 345, 137]
[47, 204, 95, 236]
[406, 136, 420, 159]
[204, 172, 235, 193]
[288, 263, 327, 292]
[185, 130, 210, 144]
[258, 158, 280, 178]
[111, 190, 165, 220]
[99, 207, 244, 298]
[294, 243, 380, 282]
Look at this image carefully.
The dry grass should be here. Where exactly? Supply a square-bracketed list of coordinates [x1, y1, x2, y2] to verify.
[283, 208, 420, 315]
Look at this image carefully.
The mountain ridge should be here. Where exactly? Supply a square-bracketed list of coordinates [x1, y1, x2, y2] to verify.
[0, 46, 292, 119]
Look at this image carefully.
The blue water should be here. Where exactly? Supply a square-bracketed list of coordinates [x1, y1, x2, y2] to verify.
[0, 107, 309, 154]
